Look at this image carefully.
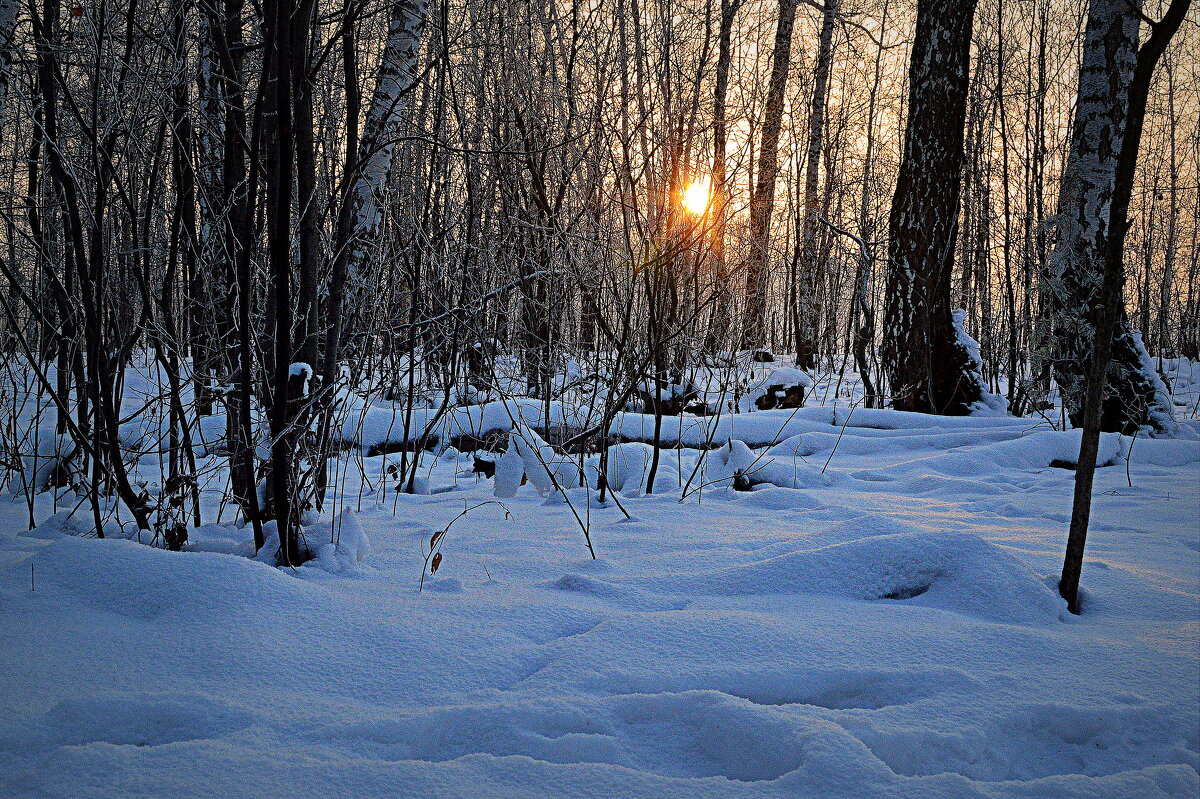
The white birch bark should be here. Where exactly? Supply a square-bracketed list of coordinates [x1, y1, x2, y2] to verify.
[1046, 0, 1175, 433]
[345, 0, 427, 284]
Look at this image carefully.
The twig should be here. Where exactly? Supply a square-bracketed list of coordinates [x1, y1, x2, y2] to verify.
[419, 500, 510, 591]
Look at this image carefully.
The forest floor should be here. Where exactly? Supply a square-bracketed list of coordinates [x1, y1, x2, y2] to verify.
[0, 364, 1198, 798]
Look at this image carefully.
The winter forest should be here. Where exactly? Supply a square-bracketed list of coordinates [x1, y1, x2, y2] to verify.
[0, 0, 1198, 793]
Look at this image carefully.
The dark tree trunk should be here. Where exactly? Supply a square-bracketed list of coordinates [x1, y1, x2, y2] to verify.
[294, 18, 322, 372]
[882, 0, 985, 415]
[743, 0, 796, 348]
[794, 0, 838, 369]
[202, 0, 263, 548]
[324, 0, 363, 387]
[704, 0, 741, 354]
[0, 0, 14, 125]
[261, 0, 314, 565]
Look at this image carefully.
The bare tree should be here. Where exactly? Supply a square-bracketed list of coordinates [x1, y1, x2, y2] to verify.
[744, 0, 798, 348]
[793, 0, 839, 368]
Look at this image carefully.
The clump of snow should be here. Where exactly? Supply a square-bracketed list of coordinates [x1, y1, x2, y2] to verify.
[588, 442, 680, 495]
[11, 433, 76, 495]
[1131, 330, 1179, 436]
[288, 362, 314, 397]
[746, 368, 813, 395]
[953, 309, 1008, 415]
[509, 427, 581, 496]
[18, 509, 92, 541]
[307, 509, 370, 575]
[492, 441, 525, 498]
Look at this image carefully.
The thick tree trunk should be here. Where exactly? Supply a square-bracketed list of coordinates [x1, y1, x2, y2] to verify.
[294, 37, 322, 371]
[192, 7, 227, 416]
[261, 0, 316, 566]
[882, 0, 985, 415]
[1045, 0, 1175, 434]
[169, 0, 199, 360]
[201, 0, 263, 547]
[743, 0, 796, 348]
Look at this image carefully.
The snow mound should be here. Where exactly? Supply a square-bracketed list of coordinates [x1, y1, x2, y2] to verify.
[548, 573, 623, 598]
[311, 690, 837, 783]
[691, 531, 1065, 624]
[1128, 437, 1200, 467]
[24, 693, 256, 749]
[925, 430, 1124, 476]
[31, 537, 319, 621]
[858, 698, 1197, 782]
[703, 439, 829, 490]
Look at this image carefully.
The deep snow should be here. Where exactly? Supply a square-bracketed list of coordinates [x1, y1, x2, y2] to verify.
[1, 372, 1198, 798]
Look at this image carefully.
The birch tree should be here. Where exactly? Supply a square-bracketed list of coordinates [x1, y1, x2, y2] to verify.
[340, 0, 428, 288]
[1044, 0, 1175, 434]
[1060, 0, 1192, 613]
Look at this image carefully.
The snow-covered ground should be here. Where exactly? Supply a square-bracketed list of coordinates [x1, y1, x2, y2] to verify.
[1, 397, 1197, 798]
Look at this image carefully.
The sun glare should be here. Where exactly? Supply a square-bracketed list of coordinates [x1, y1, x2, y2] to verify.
[682, 178, 710, 215]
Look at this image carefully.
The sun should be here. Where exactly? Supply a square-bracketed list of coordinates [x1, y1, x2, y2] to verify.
[681, 178, 710, 215]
